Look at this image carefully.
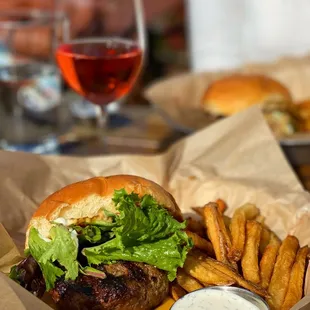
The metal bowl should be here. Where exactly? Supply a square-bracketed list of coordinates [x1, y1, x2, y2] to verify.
[170, 286, 270, 310]
[280, 133, 310, 166]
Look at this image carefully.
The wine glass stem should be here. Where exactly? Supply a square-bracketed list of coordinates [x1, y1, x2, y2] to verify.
[96, 105, 108, 137]
[12, 97, 23, 120]
[11, 90, 25, 138]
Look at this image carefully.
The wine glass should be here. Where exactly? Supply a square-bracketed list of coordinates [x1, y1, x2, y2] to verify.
[55, 0, 145, 139]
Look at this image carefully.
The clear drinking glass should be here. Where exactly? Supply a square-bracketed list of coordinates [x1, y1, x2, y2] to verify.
[55, 0, 146, 139]
[0, 10, 69, 153]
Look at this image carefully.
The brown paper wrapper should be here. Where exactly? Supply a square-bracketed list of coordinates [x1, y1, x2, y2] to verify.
[0, 107, 310, 309]
[145, 55, 310, 131]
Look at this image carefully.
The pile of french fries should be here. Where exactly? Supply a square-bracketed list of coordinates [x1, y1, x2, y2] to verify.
[169, 200, 309, 310]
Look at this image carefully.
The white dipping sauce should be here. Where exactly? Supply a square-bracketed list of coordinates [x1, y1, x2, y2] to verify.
[171, 289, 260, 310]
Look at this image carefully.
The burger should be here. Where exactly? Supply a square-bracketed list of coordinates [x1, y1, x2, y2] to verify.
[295, 99, 310, 132]
[9, 175, 192, 310]
[202, 74, 299, 137]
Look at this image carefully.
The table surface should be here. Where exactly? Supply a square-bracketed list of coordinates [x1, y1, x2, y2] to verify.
[60, 103, 186, 156]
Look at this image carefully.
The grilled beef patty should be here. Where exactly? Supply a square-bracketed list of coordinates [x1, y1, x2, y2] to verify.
[13, 256, 168, 310]
[51, 261, 168, 310]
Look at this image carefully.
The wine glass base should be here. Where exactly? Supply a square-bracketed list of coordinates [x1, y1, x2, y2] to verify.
[0, 104, 73, 154]
[0, 135, 60, 154]
[69, 97, 123, 119]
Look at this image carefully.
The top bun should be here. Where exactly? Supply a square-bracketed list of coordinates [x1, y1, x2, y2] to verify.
[296, 99, 310, 131]
[297, 99, 310, 118]
[202, 74, 292, 116]
[26, 175, 182, 247]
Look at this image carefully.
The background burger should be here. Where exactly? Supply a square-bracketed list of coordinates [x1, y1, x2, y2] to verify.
[9, 175, 192, 310]
[295, 98, 310, 132]
[201, 74, 299, 137]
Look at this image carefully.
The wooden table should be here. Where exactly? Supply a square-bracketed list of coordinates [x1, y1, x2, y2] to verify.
[60, 104, 185, 156]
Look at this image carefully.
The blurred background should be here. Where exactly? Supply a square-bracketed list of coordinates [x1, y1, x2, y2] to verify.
[0, 0, 187, 154]
[2, 0, 310, 188]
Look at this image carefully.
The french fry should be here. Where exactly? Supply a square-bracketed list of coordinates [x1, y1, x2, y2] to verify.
[192, 251, 268, 298]
[260, 228, 271, 255]
[209, 260, 268, 298]
[223, 215, 232, 241]
[186, 217, 205, 237]
[267, 235, 300, 310]
[212, 199, 231, 248]
[260, 233, 281, 289]
[229, 204, 259, 262]
[253, 212, 272, 254]
[170, 283, 187, 301]
[215, 199, 227, 214]
[203, 203, 232, 267]
[223, 216, 231, 230]
[192, 206, 204, 217]
[183, 254, 236, 286]
[177, 269, 204, 292]
[155, 298, 175, 310]
[192, 200, 228, 217]
[282, 246, 309, 310]
[229, 208, 246, 262]
[241, 221, 262, 284]
[217, 211, 232, 252]
[242, 203, 260, 219]
[186, 231, 214, 256]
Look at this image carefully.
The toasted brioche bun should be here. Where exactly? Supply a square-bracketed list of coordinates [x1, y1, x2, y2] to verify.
[297, 99, 310, 119]
[296, 99, 310, 131]
[202, 74, 292, 116]
[26, 175, 182, 248]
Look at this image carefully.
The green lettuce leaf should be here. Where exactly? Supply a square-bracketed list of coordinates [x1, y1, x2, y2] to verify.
[28, 225, 79, 290]
[83, 189, 192, 280]
[9, 265, 21, 284]
[83, 232, 190, 281]
[73, 224, 115, 244]
[113, 191, 187, 245]
[81, 226, 103, 243]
